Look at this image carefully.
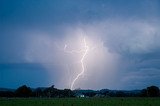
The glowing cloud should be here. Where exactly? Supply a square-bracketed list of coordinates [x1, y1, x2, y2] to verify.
[24, 27, 120, 90]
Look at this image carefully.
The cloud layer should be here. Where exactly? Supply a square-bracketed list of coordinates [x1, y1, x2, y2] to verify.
[22, 19, 160, 89]
[0, 0, 160, 89]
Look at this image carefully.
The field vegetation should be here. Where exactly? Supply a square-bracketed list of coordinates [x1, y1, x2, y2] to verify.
[0, 97, 160, 106]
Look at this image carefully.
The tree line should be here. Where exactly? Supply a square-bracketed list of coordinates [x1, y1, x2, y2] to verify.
[0, 85, 159, 98]
[0, 85, 74, 98]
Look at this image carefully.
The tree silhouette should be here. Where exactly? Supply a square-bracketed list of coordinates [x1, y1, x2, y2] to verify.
[62, 89, 74, 97]
[141, 89, 147, 97]
[34, 88, 43, 97]
[15, 85, 32, 97]
[147, 86, 159, 97]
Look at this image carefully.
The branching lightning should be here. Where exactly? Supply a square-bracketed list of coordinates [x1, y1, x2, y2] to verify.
[64, 38, 89, 90]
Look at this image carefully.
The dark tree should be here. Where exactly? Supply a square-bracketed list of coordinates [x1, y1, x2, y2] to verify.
[147, 86, 159, 97]
[84, 92, 96, 97]
[43, 85, 58, 97]
[15, 85, 32, 97]
[141, 89, 148, 97]
[62, 89, 74, 97]
[34, 88, 43, 97]
[116, 91, 126, 97]
[0, 91, 15, 97]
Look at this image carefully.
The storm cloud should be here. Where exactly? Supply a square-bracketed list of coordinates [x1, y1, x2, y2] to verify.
[0, 0, 160, 90]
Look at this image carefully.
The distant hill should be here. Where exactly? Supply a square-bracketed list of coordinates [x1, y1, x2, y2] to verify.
[0, 88, 15, 92]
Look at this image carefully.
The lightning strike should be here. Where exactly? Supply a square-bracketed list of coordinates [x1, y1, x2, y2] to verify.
[71, 38, 89, 90]
[63, 38, 89, 90]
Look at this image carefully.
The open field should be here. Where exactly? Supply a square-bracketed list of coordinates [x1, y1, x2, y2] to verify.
[0, 97, 160, 106]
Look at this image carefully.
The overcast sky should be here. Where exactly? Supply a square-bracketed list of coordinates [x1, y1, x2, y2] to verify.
[0, 0, 160, 90]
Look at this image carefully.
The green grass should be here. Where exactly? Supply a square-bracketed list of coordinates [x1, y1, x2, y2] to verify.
[0, 97, 160, 106]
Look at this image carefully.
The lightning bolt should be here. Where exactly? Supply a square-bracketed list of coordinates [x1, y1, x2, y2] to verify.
[64, 38, 89, 90]
[71, 38, 89, 90]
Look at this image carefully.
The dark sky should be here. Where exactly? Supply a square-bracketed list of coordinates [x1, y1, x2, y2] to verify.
[0, 0, 160, 90]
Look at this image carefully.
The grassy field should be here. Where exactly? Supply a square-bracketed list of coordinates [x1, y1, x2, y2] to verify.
[0, 97, 160, 106]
